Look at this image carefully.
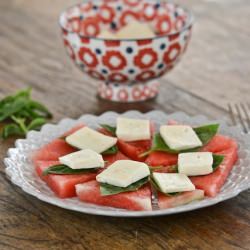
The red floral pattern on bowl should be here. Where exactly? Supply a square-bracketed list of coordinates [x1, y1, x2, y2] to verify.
[59, 0, 194, 102]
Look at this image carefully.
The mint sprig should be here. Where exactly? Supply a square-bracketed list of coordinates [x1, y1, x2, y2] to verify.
[0, 88, 52, 139]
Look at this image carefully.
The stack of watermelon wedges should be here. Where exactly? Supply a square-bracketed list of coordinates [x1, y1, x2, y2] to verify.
[33, 119, 238, 211]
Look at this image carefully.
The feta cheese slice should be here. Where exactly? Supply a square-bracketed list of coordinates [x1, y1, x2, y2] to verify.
[59, 149, 104, 169]
[178, 152, 213, 176]
[96, 160, 150, 187]
[159, 125, 202, 151]
[116, 117, 151, 142]
[116, 21, 155, 39]
[153, 173, 195, 193]
[65, 127, 117, 153]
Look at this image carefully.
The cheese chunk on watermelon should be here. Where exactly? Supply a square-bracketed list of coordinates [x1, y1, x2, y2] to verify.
[191, 140, 238, 197]
[99, 122, 155, 162]
[35, 161, 97, 198]
[76, 180, 152, 211]
[158, 189, 204, 209]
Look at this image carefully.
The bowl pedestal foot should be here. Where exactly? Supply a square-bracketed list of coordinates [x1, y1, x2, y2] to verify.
[97, 80, 160, 103]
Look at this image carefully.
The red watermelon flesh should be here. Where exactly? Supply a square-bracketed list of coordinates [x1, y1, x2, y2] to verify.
[201, 135, 235, 153]
[158, 189, 204, 209]
[191, 140, 238, 197]
[103, 151, 130, 167]
[36, 161, 97, 198]
[117, 139, 152, 162]
[76, 180, 152, 211]
[145, 151, 178, 167]
[32, 139, 76, 162]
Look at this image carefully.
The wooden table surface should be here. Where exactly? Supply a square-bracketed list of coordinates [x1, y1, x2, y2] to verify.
[0, 0, 249, 249]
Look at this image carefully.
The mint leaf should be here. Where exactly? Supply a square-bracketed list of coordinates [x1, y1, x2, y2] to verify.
[212, 154, 224, 171]
[0, 88, 52, 139]
[1, 123, 25, 139]
[27, 118, 46, 131]
[42, 164, 99, 175]
[100, 177, 149, 196]
[27, 100, 52, 118]
[0, 97, 29, 122]
[100, 124, 116, 136]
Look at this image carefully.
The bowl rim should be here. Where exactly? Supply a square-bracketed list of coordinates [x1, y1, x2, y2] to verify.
[59, 0, 195, 42]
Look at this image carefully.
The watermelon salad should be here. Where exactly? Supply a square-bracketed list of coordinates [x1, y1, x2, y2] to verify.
[32, 117, 238, 211]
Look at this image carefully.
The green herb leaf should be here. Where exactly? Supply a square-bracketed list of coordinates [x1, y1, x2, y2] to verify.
[27, 118, 46, 131]
[102, 145, 118, 155]
[42, 164, 99, 176]
[0, 88, 52, 139]
[27, 100, 52, 118]
[10, 115, 27, 133]
[100, 124, 116, 136]
[1, 123, 25, 139]
[193, 124, 219, 145]
[100, 177, 149, 196]
[0, 96, 29, 122]
[212, 154, 224, 171]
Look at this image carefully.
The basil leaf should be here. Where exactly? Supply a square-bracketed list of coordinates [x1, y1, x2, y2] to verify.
[1, 123, 25, 139]
[193, 124, 219, 145]
[42, 164, 99, 175]
[100, 177, 149, 196]
[100, 124, 116, 136]
[102, 145, 118, 155]
[212, 154, 224, 171]
[27, 118, 46, 131]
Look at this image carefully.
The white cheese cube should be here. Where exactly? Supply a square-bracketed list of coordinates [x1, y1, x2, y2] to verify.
[96, 160, 150, 187]
[116, 21, 155, 39]
[65, 127, 117, 153]
[59, 149, 104, 169]
[153, 173, 195, 193]
[178, 152, 213, 176]
[160, 125, 202, 151]
[116, 117, 151, 142]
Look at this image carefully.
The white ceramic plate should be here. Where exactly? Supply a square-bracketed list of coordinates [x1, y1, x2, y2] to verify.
[4, 111, 250, 217]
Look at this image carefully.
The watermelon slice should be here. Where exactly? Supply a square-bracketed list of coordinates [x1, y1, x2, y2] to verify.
[76, 180, 152, 211]
[191, 140, 238, 197]
[32, 139, 77, 162]
[36, 161, 97, 198]
[201, 135, 235, 153]
[158, 189, 204, 209]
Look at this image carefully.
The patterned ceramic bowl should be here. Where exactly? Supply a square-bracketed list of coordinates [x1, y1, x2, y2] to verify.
[59, 0, 194, 102]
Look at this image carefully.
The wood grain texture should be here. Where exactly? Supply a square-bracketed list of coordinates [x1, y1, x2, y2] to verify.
[0, 0, 249, 249]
